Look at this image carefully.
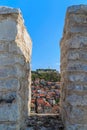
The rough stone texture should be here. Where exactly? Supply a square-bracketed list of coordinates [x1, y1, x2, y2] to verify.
[0, 6, 32, 130]
[60, 5, 87, 130]
[26, 115, 64, 130]
[0, 6, 20, 14]
[0, 124, 19, 130]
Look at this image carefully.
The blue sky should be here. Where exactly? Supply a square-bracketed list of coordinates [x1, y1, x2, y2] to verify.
[0, 0, 87, 71]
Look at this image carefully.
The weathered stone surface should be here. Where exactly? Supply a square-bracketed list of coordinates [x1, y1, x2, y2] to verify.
[0, 78, 20, 91]
[0, 19, 17, 41]
[67, 5, 87, 14]
[0, 6, 32, 130]
[26, 127, 33, 130]
[9, 42, 23, 55]
[0, 124, 18, 130]
[0, 91, 17, 103]
[0, 103, 19, 121]
[26, 115, 64, 130]
[68, 73, 87, 82]
[0, 6, 20, 14]
[67, 84, 87, 92]
[68, 14, 87, 24]
[16, 24, 32, 61]
[64, 105, 87, 124]
[60, 5, 87, 130]
[0, 53, 25, 66]
[67, 62, 87, 72]
[66, 94, 87, 106]
[61, 36, 87, 49]
[67, 25, 87, 34]
[66, 123, 87, 130]
[0, 65, 26, 79]
[0, 42, 9, 52]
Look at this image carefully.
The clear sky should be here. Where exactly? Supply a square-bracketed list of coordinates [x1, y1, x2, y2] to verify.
[0, 0, 87, 71]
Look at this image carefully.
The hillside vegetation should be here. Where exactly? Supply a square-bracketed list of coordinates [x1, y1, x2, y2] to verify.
[31, 69, 61, 82]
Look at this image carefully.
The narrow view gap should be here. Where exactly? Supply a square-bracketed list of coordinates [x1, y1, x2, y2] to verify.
[26, 67, 64, 129]
[31, 69, 61, 115]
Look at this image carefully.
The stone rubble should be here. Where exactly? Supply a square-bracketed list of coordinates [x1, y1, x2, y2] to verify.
[26, 115, 64, 130]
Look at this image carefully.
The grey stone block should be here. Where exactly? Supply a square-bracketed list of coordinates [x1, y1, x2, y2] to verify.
[0, 53, 25, 66]
[0, 6, 20, 14]
[0, 124, 18, 130]
[0, 19, 17, 41]
[0, 103, 19, 121]
[0, 78, 20, 91]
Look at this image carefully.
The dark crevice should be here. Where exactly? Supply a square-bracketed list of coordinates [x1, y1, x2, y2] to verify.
[0, 98, 15, 103]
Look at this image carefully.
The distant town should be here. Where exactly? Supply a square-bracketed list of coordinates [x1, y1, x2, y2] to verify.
[31, 69, 61, 114]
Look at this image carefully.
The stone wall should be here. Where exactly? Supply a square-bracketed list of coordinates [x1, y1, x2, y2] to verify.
[2, 5, 87, 130]
[60, 5, 87, 130]
[0, 7, 32, 130]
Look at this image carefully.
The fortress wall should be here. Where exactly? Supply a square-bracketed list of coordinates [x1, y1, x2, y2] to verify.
[2, 5, 87, 130]
[0, 7, 32, 130]
[60, 5, 87, 130]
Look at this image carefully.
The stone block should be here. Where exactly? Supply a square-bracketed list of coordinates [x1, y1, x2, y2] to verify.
[0, 6, 20, 14]
[0, 66, 25, 79]
[68, 73, 87, 82]
[66, 106, 87, 124]
[0, 53, 25, 66]
[0, 42, 8, 52]
[67, 5, 87, 14]
[67, 62, 87, 71]
[0, 91, 17, 103]
[66, 94, 87, 106]
[0, 19, 17, 41]
[67, 25, 87, 34]
[66, 123, 87, 130]
[0, 67, 16, 78]
[69, 14, 87, 24]
[9, 42, 23, 55]
[0, 78, 20, 91]
[67, 84, 87, 92]
[68, 52, 80, 60]
[0, 124, 18, 130]
[68, 50, 87, 61]
[64, 36, 87, 49]
[0, 103, 19, 121]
